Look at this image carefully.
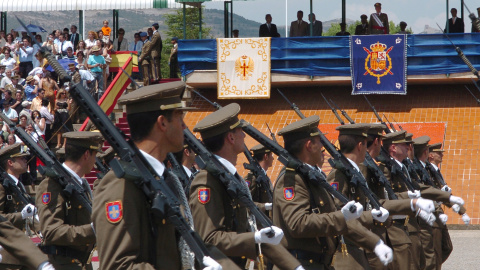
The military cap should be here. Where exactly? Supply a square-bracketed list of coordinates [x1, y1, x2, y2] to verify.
[405, 133, 413, 143]
[413, 135, 430, 156]
[336, 123, 369, 137]
[382, 130, 408, 144]
[63, 131, 104, 152]
[360, 14, 368, 19]
[118, 81, 195, 114]
[278, 115, 320, 144]
[250, 144, 271, 155]
[429, 142, 445, 152]
[0, 143, 29, 162]
[367, 123, 386, 137]
[374, 2, 382, 7]
[152, 23, 159, 28]
[139, 32, 147, 37]
[193, 103, 246, 139]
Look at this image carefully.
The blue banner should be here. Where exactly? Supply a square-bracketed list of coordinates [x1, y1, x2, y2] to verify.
[350, 35, 407, 95]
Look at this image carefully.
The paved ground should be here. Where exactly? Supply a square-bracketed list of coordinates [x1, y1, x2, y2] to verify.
[91, 229, 480, 269]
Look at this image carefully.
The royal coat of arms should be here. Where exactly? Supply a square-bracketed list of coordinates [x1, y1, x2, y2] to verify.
[363, 42, 393, 84]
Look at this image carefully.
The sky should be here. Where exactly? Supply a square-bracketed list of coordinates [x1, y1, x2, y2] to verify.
[203, 0, 477, 35]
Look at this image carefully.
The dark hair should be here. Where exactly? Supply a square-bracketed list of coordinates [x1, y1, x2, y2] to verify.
[35, 34, 42, 43]
[127, 110, 173, 142]
[338, 134, 365, 153]
[31, 110, 41, 119]
[285, 137, 310, 157]
[202, 132, 229, 153]
[4, 90, 11, 96]
[366, 135, 381, 148]
[38, 88, 45, 94]
[76, 51, 85, 57]
[63, 28, 69, 32]
[118, 28, 125, 34]
[41, 98, 49, 107]
[253, 152, 266, 162]
[172, 149, 184, 164]
[71, 25, 77, 30]
[65, 144, 93, 162]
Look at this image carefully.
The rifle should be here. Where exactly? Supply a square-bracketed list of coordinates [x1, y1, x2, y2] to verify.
[281, 90, 382, 212]
[329, 98, 355, 124]
[391, 116, 403, 131]
[16, 16, 212, 267]
[322, 102, 398, 200]
[464, 3, 480, 33]
[0, 113, 93, 213]
[383, 114, 397, 132]
[239, 121, 356, 213]
[436, 22, 480, 81]
[0, 166, 35, 206]
[95, 157, 109, 180]
[277, 89, 306, 118]
[166, 152, 192, 197]
[321, 93, 345, 125]
[191, 91, 274, 203]
[425, 162, 447, 187]
[411, 158, 435, 187]
[183, 128, 275, 233]
[265, 122, 277, 143]
[363, 95, 390, 133]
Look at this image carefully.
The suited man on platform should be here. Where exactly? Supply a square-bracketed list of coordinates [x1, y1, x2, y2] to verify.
[69, 25, 80, 51]
[445, 8, 465, 33]
[289, 10, 309, 37]
[308, 13, 322, 36]
[355, 14, 370, 35]
[259, 14, 280, 37]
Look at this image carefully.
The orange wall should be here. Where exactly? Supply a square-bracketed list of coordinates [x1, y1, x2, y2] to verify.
[184, 84, 479, 225]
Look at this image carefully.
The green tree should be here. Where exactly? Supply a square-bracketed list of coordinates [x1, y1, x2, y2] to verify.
[160, 6, 212, 78]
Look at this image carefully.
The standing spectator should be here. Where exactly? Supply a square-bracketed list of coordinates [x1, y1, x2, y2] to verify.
[15, 37, 34, 78]
[0, 89, 15, 110]
[10, 75, 23, 93]
[169, 37, 179, 78]
[19, 101, 32, 125]
[0, 69, 13, 92]
[259, 14, 280, 37]
[56, 33, 74, 57]
[11, 91, 24, 115]
[32, 35, 43, 68]
[53, 30, 61, 48]
[139, 23, 162, 83]
[101, 20, 112, 42]
[398, 21, 410, 34]
[31, 110, 45, 142]
[63, 28, 70, 40]
[138, 32, 151, 86]
[4, 34, 16, 52]
[87, 46, 106, 100]
[1, 47, 17, 73]
[39, 98, 53, 143]
[355, 14, 370, 35]
[40, 71, 59, 113]
[445, 8, 465, 33]
[31, 88, 45, 112]
[63, 47, 76, 60]
[76, 40, 87, 54]
[369, 2, 389, 34]
[232, 29, 239, 37]
[0, 30, 6, 48]
[75, 51, 87, 70]
[53, 91, 73, 148]
[289, 10, 309, 37]
[69, 25, 80, 50]
[42, 33, 58, 56]
[128, 33, 142, 54]
[336, 23, 351, 36]
[24, 76, 38, 101]
[113, 28, 129, 52]
[308, 13, 323, 36]
[85, 31, 97, 52]
[2, 100, 18, 123]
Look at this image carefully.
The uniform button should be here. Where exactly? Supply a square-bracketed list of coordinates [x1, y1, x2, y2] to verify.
[78, 205, 82, 209]
[241, 256, 245, 259]
[309, 259, 313, 264]
[357, 197, 360, 200]
[319, 201, 324, 206]
[380, 223, 383, 226]
[162, 219, 166, 224]
[71, 260, 75, 263]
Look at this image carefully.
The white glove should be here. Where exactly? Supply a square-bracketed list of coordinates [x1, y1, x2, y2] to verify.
[417, 210, 436, 226]
[264, 203, 272, 211]
[438, 214, 448, 225]
[341, 201, 363, 221]
[441, 185, 452, 193]
[408, 190, 421, 199]
[202, 256, 222, 270]
[294, 266, 306, 270]
[451, 204, 461, 213]
[449, 195, 464, 206]
[462, 213, 471, 225]
[254, 226, 284, 245]
[371, 207, 389, 223]
[41, 262, 55, 270]
[21, 204, 36, 219]
[415, 198, 435, 213]
[373, 240, 393, 266]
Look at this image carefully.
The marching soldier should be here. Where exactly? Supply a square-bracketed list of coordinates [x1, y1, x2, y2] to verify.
[92, 82, 227, 269]
[36, 132, 102, 270]
[245, 144, 273, 214]
[369, 3, 389, 34]
[171, 144, 197, 194]
[190, 103, 304, 270]
[272, 116, 393, 269]
[0, 143, 40, 269]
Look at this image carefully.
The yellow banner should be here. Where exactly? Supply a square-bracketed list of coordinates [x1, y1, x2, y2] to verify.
[217, 38, 271, 99]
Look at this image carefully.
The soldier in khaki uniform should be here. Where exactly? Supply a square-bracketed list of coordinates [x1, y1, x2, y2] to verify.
[272, 116, 393, 270]
[245, 144, 274, 214]
[190, 103, 303, 270]
[36, 132, 103, 270]
[369, 3, 389, 34]
[92, 82, 227, 270]
[0, 143, 39, 269]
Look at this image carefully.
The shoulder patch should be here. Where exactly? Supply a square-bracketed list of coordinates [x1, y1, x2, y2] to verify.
[198, 188, 210, 204]
[105, 201, 123, 223]
[41, 192, 51, 204]
[283, 187, 295, 200]
[331, 182, 339, 191]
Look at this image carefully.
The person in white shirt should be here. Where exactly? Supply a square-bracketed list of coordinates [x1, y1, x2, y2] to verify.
[2, 101, 18, 122]
[56, 33, 74, 57]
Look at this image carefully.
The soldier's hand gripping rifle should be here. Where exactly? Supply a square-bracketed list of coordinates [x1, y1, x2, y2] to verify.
[283, 91, 381, 212]
[16, 16, 212, 267]
[192, 90, 273, 203]
[183, 128, 275, 235]
[322, 99, 398, 200]
[0, 112, 93, 213]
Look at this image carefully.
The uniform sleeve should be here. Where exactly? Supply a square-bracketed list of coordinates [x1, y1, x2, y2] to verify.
[274, 174, 347, 238]
[345, 219, 380, 251]
[327, 169, 349, 207]
[262, 243, 301, 270]
[189, 172, 257, 259]
[92, 172, 156, 270]
[0, 216, 48, 269]
[0, 185, 24, 229]
[381, 199, 413, 215]
[36, 179, 95, 246]
[417, 184, 451, 203]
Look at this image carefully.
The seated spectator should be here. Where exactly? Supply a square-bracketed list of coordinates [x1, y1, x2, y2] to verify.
[3, 100, 18, 123]
[39, 98, 54, 143]
[1, 47, 17, 73]
[75, 51, 87, 70]
[17, 114, 28, 130]
[31, 88, 45, 112]
[11, 91, 24, 115]
[336, 23, 351, 36]
[129, 33, 142, 53]
[0, 69, 13, 91]
[113, 28, 129, 52]
[85, 31, 98, 52]
[19, 101, 32, 125]
[10, 75, 23, 93]
[0, 133, 7, 149]
[0, 121, 7, 142]
[77, 40, 87, 54]
[0, 89, 15, 110]
[63, 47, 76, 60]
[42, 33, 58, 55]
